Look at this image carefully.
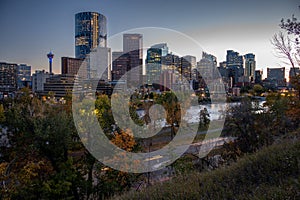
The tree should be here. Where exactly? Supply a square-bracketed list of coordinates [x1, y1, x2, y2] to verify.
[0, 104, 5, 123]
[223, 98, 271, 153]
[157, 92, 181, 139]
[93, 128, 141, 198]
[252, 84, 264, 96]
[95, 94, 115, 135]
[272, 12, 300, 98]
[271, 9, 300, 131]
[199, 107, 210, 128]
[0, 93, 88, 199]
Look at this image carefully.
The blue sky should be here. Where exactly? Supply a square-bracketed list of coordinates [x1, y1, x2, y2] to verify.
[0, 0, 299, 77]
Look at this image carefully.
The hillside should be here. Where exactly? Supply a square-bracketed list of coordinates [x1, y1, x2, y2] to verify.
[114, 139, 300, 200]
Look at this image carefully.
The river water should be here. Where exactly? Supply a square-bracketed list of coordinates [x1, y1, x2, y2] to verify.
[140, 101, 266, 127]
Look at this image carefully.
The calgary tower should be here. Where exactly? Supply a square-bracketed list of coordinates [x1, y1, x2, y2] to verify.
[47, 51, 54, 74]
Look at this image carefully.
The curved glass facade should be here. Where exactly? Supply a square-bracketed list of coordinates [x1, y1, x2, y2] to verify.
[75, 12, 107, 59]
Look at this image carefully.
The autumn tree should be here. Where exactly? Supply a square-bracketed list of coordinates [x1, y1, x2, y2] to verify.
[271, 9, 300, 131]
[272, 11, 300, 97]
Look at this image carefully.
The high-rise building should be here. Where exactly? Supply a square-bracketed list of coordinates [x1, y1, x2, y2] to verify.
[163, 53, 180, 70]
[17, 64, 31, 89]
[75, 12, 107, 59]
[75, 12, 108, 79]
[183, 55, 197, 69]
[181, 55, 197, 81]
[111, 51, 130, 81]
[267, 67, 286, 88]
[197, 52, 217, 80]
[226, 50, 243, 67]
[32, 70, 50, 93]
[89, 47, 111, 81]
[226, 50, 244, 87]
[123, 33, 143, 85]
[254, 70, 263, 84]
[218, 61, 227, 77]
[244, 53, 256, 83]
[61, 57, 87, 78]
[146, 43, 168, 84]
[0, 62, 18, 93]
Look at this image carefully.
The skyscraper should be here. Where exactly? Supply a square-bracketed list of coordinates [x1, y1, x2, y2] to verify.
[75, 12, 107, 59]
[226, 50, 244, 87]
[112, 51, 130, 81]
[182, 55, 197, 69]
[255, 70, 263, 84]
[267, 67, 286, 88]
[146, 43, 168, 84]
[0, 62, 18, 93]
[197, 52, 217, 80]
[123, 33, 143, 85]
[244, 53, 256, 83]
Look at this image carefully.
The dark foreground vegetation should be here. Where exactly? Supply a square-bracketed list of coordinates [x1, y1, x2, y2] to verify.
[114, 138, 300, 200]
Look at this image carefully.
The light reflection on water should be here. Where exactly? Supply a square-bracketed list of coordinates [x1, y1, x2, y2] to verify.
[137, 101, 266, 127]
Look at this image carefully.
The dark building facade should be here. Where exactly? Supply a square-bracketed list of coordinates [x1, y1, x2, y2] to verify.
[289, 67, 300, 79]
[267, 67, 286, 88]
[43, 74, 76, 97]
[75, 12, 107, 59]
[254, 70, 263, 84]
[180, 57, 192, 80]
[123, 34, 143, 85]
[61, 57, 87, 78]
[226, 50, 244, 87]
[0, 62, 18, 93]
[244, 53, 256, 83]
[111, 51, 130, 81]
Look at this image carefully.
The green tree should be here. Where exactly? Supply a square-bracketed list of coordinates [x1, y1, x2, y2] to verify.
[252, 84, 264, 96]
[157, 92, 181, 139]
[199, 107, 210, 128]
[1, 93, 89, 199]
[95, 94, 115, 135]
[224, 98, 270, 153]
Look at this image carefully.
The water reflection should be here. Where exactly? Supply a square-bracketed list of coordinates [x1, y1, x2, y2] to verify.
[136, 101, 266, 127]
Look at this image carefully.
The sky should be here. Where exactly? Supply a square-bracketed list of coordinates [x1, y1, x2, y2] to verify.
[0, 0, 299, 78]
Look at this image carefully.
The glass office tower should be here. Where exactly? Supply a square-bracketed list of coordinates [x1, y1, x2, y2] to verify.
[75, 12, 107, 59]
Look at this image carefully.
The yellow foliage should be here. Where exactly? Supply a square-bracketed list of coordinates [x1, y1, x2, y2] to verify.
[111, 129, 136, 152]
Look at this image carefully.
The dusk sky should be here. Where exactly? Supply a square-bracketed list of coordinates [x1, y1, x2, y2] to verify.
[0, 0, 299, 77]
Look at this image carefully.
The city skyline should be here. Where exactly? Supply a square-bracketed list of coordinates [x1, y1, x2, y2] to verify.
[0, 0, 299, 78]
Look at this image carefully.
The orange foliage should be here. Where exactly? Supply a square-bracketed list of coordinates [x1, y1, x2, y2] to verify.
[111, 128, 136, 152]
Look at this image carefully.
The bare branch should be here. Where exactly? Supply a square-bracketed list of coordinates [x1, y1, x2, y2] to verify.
[271, 32, 296, 70]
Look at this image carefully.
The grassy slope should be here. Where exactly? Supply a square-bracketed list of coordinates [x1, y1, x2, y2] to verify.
[114, 139, 300, 200]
